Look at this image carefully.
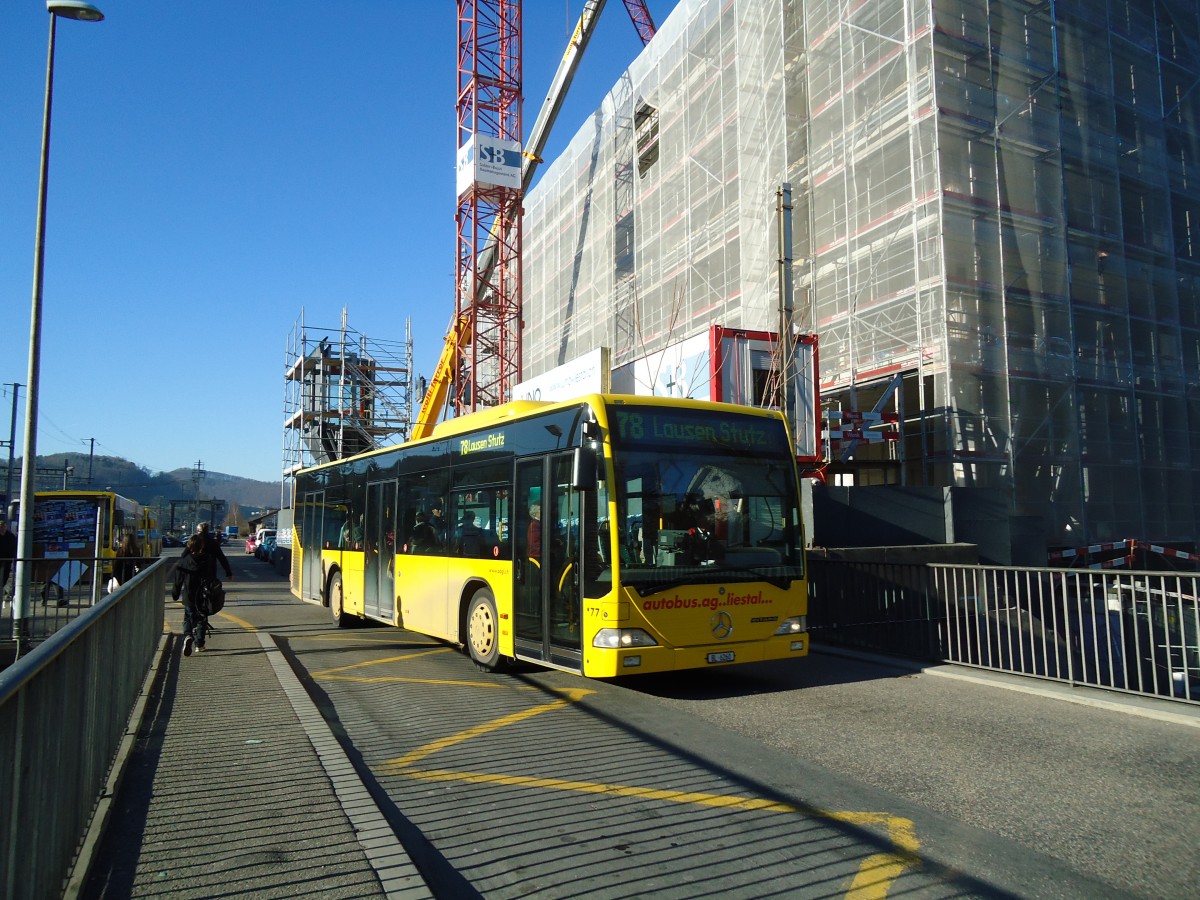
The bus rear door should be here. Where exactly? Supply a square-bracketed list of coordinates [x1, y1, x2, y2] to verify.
[363, 479, 396, 620]
[300, 492, 326, 603]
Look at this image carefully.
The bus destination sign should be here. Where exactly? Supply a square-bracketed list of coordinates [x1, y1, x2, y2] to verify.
[612, 408, 773, 451]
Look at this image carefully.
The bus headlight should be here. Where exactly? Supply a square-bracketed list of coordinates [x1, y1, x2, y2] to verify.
[593, 628, 659, 649]
[774, 616, 807, 636]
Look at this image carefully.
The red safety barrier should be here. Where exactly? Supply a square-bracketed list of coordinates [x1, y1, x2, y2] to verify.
[1049, 538, 1198, 569]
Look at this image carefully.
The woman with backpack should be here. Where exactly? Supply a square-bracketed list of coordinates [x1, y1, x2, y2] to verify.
[173, 534, 217, 656]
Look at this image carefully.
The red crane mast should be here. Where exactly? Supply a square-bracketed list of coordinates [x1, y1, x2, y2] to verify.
[447, 1, 654, 421]
[622, 0, 656, 45]
[455, 0, 523, 414]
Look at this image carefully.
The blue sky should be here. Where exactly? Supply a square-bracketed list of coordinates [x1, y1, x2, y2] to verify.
[1, 0, 678, 484]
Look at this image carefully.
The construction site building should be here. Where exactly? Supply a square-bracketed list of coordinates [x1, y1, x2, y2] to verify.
[520, 0, 1200, 563]
[282, 311, 414, 476]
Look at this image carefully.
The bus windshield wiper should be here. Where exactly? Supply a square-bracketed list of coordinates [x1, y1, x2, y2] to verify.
[626, 563, 793, 596]
[707, 562, 794, 590]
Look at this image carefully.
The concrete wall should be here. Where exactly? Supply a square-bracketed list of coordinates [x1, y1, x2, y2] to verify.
[811, 484, 1047, 565]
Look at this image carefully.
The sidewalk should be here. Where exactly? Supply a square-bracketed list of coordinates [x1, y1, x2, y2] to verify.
[75, 616, 432, 899]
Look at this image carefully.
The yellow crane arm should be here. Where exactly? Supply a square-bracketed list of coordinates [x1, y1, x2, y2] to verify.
[412, 314, 472, 441]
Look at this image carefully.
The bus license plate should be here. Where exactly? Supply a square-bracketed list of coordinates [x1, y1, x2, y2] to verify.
[707, 651, 735, 664]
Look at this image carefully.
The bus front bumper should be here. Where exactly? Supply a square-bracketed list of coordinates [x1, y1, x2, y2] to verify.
[596, 633, 809, 677]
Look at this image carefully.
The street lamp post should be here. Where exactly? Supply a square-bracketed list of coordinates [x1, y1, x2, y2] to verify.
[12, 1, 104, 655]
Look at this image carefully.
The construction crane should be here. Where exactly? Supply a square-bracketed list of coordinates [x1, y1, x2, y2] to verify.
[413, 1, 656, 441]
[621, 0, 656, 45]
[452, 0, 523, 421]
[414, 314, 471, 438]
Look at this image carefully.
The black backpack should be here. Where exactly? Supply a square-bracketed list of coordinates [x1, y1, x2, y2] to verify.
[198, 577, 226, 615]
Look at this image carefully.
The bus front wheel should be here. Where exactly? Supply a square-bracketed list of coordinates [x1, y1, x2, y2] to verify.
[328, 571, 354, 628]
[466, 588, 504, 672]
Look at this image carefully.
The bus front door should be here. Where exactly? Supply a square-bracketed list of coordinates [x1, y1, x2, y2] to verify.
[514, 454, 582, 669]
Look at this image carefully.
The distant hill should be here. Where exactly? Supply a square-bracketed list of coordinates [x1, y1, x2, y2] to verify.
[25, 453, 282, 522]
[163, 467, 282, 510]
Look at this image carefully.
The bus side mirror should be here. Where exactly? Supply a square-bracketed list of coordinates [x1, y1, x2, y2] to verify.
[572, 447, 597, 491]
[7, 501, 17, 522]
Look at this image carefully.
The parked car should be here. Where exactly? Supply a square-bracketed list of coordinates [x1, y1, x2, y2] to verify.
[257, 533, 277, 562]
[245, 533, 258, 555]
[255, 529, 277, 561]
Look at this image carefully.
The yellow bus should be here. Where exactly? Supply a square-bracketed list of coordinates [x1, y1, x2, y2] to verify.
[30, 490, 161, 601]
[293, 394, 808, 676]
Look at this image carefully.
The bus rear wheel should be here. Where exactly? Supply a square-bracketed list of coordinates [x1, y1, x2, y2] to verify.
[328, 571, 354, 628]
[466, 588, 504, 672]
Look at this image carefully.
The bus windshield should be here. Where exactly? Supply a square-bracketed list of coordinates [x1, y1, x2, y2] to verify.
[609, 406, 805, 595]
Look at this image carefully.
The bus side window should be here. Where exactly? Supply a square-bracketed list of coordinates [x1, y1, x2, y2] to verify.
[454, 509, 486, 557]
[408, 509, 438, 554]
[491, 490, 510, 560]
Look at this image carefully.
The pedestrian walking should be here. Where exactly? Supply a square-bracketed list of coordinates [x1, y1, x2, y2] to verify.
[113, 533, 142, 586]
[195, 522, 233, 581]
[0, 520, 16, 600]
[173, 534, 217, 656]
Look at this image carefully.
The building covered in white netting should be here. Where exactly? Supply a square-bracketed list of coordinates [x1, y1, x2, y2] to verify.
[521, 0, 1200, 563]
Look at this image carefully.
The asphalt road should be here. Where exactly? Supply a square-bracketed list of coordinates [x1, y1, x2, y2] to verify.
[223, 552, 1200, 897]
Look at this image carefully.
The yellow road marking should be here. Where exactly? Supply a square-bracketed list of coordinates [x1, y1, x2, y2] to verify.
[312, 647, 455, 678]
[386, 766, 918, 894]
[323, 673, 518, 688]
[381, 687, 594, 769]
[844, 851, 917, 900]
[386, 766, 802, 811]
[831, 813, 920, 899]
[293, 633, 443, 645]
[166, 610, 256, 633]
[374, 683, 918, 896]
[385, 700, 571, 768]
[217, 611, 257, 632]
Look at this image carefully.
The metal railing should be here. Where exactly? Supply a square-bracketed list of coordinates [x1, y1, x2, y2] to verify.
[0, 558, 167, 900]
[808, 558, 1199, 704]
[934, 565, 1199, 701]
[806, 557, 942, 660]
[2, 555, 160, 647]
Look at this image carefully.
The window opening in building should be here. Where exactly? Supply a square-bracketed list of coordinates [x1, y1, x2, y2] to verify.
[635, 101, 659, 177]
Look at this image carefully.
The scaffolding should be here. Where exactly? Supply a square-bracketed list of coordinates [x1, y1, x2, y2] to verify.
[282, 309, 414, 477]
[519, 0, 1200, 559]
[522, 0, 791, 379]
